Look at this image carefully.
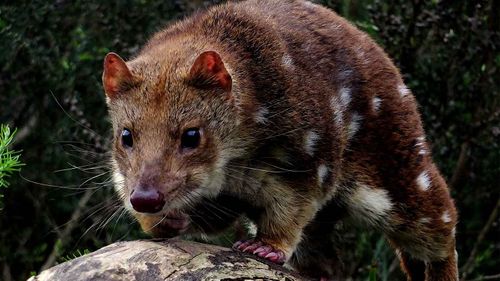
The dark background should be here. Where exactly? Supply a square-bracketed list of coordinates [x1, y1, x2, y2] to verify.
[0, 0, 498, 280]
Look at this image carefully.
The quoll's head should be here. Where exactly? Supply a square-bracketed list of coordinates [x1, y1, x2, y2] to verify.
[102, 49, 246, 222]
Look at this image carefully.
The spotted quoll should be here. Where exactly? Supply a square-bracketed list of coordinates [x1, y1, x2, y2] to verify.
[102, 0, 458, 280]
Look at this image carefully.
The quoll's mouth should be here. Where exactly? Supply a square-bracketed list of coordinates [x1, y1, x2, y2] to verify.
[161, 210, 190, 231]
[134, 208, 191, 238]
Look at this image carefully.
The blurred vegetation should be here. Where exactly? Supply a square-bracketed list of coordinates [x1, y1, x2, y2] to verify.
[0, 0, 498, 280]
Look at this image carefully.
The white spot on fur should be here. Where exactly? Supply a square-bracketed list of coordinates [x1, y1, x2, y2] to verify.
[415, 136, 427, 155]
[442, 211, 452, 223]
[419, 217, 431, 224]
[398, 84, 411, 97]
[348, 113, 362, 139]
[452, 227, 456, 237]
[348, 183, 393, 228]
[373, 97, 382, 112]
[304, 130, 320, 156]
[254, 107, 269, 124]
[331, 87, 352, 131]
[355, 46, 366, 60]
[339, 87, 352, 108]
[282, 53, 294, 69]
[317, 164, 328, 186]
[395, 249, 402, 258]
[330, 96, 343, 128]
[416, 171, 431, 191]
[303, 1, 317, 8]
[245, 220, 258, 237]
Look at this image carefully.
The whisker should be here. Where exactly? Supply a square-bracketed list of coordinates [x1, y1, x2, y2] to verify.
[255, 160, 311, 173]
[54, 163, 109, 173]
[20, 173, 105, 190]
[50, 91, 101, 138]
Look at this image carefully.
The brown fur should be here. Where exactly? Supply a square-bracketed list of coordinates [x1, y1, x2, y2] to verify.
[103, 1, 458, 280]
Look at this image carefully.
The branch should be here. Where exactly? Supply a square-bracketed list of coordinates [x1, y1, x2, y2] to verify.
[30, 239, 310, 281]
[460, 197, 500, 280]
[449, 141, 470, 190]
[465, 273, 500, 281]
[40, 188, 94, 271]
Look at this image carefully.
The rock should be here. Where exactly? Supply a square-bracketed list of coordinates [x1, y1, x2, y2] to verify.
[28, 239, 309, 281]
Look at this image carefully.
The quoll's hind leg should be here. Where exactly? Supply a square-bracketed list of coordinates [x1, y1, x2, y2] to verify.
[396, 249, 426, 281]
[387, 176, 458, 281]
[341, 165, 458, 280]
[391, 237, 458, 281]
[288, 200, 347, 280]
[289, 229, 344, 280]
[426, 249, 458, 281]
[395, 246, 458, 281]
[387, 203, 458, 281]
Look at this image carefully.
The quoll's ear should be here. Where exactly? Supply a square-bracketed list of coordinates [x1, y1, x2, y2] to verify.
[102, 52, 134, 98]
[188, 51, 232, 92]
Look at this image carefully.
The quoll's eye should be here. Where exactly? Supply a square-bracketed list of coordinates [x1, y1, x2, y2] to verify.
[181, 128, 201, 149]
[121, 128, 133, 148]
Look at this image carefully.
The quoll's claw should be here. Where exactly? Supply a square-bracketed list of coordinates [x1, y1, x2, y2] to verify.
[233, 239, 286, 264]
[233, 239, 252, 251]
[253, 245, 272, 256]
[243, 241, 263, 252]
[264, 251, 286, 264]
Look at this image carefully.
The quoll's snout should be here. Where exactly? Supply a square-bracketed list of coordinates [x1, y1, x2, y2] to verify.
[129, 169, 186, 214]
[130, 187, 165, 214]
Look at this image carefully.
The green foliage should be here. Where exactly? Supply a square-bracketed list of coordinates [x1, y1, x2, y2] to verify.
[0, 125, 23, 188]
[0, 0, 498, 280]
[60, 248, 91, 263]
[0, 125, 24, 209]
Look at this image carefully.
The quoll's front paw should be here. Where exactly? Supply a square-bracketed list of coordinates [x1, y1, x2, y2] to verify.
[233, 239, 286, 264]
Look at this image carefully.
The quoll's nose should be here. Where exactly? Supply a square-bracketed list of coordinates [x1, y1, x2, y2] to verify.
[130, 188, 165, 214]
